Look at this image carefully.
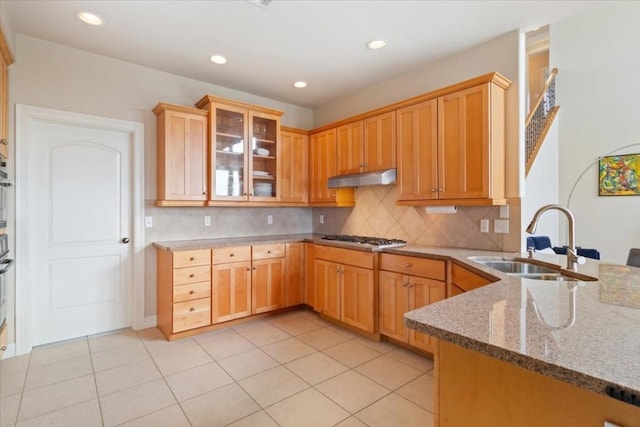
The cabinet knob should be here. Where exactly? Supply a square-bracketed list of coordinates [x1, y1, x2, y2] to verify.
[246, 267, 250, 271]
[404, 263, 411, 268]
[121, 237, 130, 244]
[189, 307, 195, 312]
[189, 274, 195, 278]
[189, 290, 195, 294]
[431, 188, 437, 192]
[0, 345, 7, 351]
[408, 283, 414, 288]
[190, 257, 195, 261]
[0, 139, 7, 145]
[267, 250, 271, 254]
[438, 188, 444, 192]
[230, 253, 234, 257]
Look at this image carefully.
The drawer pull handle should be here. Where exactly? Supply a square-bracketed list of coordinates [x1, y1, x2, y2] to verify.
[189, 307, 195, 312]
[267, 250, 271, 254]
[404, 263, 412, 268]
[189, 290, 195, 294]
[190, 257, 195, 261]
[189, 274, 195, 278]
[230, 253, 234, 257]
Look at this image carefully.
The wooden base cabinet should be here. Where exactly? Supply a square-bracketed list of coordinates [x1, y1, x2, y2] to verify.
[449, 262, 495, 297]
[211, 246, 252, 323]
[285, 242, 305, 307]
[157, 249, 212, 338]
[252, 244, 286, 314]
[379, 254, 445, 353]
[314, 245, 375, 333]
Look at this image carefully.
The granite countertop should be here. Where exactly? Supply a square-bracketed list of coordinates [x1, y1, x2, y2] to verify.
[403, 247, 640, 400]
[153, 235, 640, 400]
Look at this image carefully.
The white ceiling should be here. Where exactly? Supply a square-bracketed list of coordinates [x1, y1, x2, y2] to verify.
[3, 0, 598, 108]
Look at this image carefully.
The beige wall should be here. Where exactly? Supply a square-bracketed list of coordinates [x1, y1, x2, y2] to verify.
[551, 3, 640, 263]
[528, 51, 549, 112]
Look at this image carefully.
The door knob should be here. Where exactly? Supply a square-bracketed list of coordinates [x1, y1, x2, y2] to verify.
[122, 238, 130, 244]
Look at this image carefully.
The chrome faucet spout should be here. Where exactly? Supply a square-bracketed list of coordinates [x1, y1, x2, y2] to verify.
[526, 204, 585, 271]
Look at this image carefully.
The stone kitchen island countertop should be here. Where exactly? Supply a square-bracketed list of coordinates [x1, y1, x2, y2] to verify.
[403, 246, 640, 404]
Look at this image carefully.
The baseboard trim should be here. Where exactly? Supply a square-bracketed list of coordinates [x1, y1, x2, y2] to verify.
[143, 315, 157, 329]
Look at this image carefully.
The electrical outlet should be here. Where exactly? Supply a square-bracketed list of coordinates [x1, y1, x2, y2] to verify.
[145, 216, 153, 228]
[319, 214, 324, 224]
[267, 215, 273, 225]
[494, 219, 509, 234]
[480, 219, 489, 233]
[204, 216, 211, 226]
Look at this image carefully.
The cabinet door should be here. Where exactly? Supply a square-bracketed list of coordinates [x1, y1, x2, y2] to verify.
[0, 54, 7, 159]
[438, 84, 489, 199]
[252, 257, 285, 314]
[314, 258, 340, 320]
[305, 243, 316, 309]
[341, 264, 375, 332]
[309, 129, 337, 203]
[285, 242, 304, 307]
[280, 129, 308, 204]
[211, 104, 249, 201]
[156, 107, 208, 201]
[249, 111, 280, 200]
[397, 99, 438, 202]
[379, 270, 410, 342]
[364, 111, 396, 172]
[336, 121, 364, 175]
[212, 261, 252, 323]
[409, 276, 445, 352]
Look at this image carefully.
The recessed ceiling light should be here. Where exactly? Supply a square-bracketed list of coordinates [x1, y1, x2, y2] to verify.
[76, 11, 103, 26]
[293, 81, 307, 88]
[210, 55, 227, 64]
[366, 39, 387, 50]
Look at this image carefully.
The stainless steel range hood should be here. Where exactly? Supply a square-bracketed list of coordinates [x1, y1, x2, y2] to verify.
[327, 168, 396, 188]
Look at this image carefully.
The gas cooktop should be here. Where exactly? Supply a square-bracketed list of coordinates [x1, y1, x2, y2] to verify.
[320, 234, 407, 249]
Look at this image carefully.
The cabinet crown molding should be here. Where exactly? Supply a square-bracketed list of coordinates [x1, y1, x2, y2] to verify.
[195, 94, 284, 117]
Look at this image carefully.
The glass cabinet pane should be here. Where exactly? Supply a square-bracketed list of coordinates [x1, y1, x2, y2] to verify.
[213, 107, 246, 198]
[250, 114, 278, 199]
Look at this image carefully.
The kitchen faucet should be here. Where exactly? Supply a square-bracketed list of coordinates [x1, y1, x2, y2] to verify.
[526, 204, 585, 271]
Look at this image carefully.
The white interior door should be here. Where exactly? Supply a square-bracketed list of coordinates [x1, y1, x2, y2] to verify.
[26, 117, 133, 346]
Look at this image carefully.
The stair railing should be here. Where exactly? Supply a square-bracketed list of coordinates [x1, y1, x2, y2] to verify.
[525, 68, 559, 175]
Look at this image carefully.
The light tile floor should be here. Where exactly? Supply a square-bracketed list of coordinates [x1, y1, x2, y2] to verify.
[0, 309, 435, 427]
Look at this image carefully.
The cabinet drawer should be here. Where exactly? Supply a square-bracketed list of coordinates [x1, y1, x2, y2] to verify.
[173, 281, 211, 303]
[173, 298, 211, 333]
[379, 254, 445, 281]
[252, 243, 285, 260]
[314, 244, 374, 269]
[174, 265, 211, 285]
[212, 246, 251, 264]
[173, 249, 211, 268]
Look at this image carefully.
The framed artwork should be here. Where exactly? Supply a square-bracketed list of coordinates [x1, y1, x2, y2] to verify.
[598, 153, 640, 196]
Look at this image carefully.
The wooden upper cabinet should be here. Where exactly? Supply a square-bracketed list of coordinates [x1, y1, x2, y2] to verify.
[309, 129, 354, 206]
[397, 77, 508, 206]
[280, 127, 309, 204]
[0, 26, 14, 159]
[363, 111, 396, 172]
[336, 121, 364, 175]
[397, 99, 438, 202]
[195, 95, 283, 204]
[438, 84, 491, 200]
[153, 103, 208, 205]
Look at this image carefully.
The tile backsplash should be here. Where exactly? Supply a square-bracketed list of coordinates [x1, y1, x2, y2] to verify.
[313, 185, 519, 252]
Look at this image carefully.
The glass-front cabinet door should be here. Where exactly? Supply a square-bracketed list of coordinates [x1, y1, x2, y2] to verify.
[249, 112, 279, 200]
[212, 104, 248, 200]
[198, 95, 283, 203]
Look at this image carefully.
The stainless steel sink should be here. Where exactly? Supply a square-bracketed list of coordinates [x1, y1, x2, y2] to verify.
[478, 261, 557, 275]
[467, 256, 597, 282]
